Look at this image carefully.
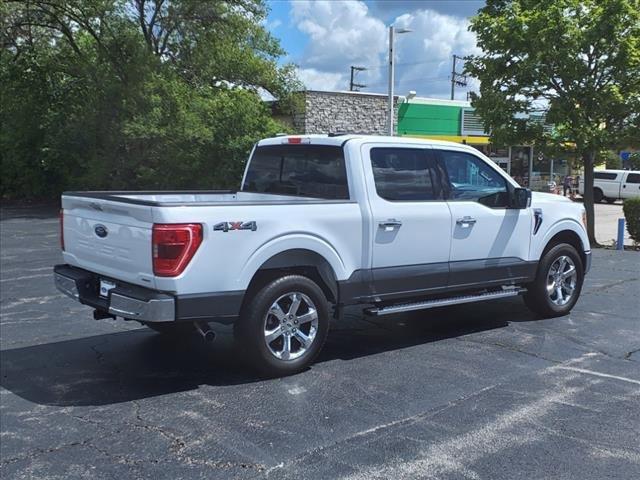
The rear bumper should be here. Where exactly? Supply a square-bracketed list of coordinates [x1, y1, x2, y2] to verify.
[54, 264, 243, 324]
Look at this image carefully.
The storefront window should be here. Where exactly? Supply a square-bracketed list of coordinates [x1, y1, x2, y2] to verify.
[487, 146, 510, 173]
[531, 155, 571, 193]
[510, 146, 531, 186]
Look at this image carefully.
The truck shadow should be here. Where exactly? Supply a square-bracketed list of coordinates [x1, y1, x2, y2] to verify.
[0, 299, 537, 407]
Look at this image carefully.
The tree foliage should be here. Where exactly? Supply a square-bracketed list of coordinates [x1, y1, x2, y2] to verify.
[467, 0, 640, 243]
[1, 0, 300, 199]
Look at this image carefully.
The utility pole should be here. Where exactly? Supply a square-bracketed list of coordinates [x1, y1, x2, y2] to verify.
[349, 66, 367, 91]
[450, 54, 468, 100]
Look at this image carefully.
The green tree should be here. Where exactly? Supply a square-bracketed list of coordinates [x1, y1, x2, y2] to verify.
[599, 151, 623, 169]
[629, 152, 640, 170]
[467, 0, 640, 244]
[1, 0, 299, 199]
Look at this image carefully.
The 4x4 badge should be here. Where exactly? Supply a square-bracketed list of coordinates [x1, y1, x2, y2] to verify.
[213, 221, 257, 232]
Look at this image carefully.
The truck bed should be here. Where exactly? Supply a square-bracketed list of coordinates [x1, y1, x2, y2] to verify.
[60, 189, 363, 294]
[63, 190, 355, 207]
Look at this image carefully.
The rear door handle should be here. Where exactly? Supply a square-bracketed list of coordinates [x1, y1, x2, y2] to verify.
[379, 219, 402, 231]
[456, 216, 477, 226]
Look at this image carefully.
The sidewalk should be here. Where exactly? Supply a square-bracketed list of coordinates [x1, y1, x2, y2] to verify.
[594, 201, 633, 246]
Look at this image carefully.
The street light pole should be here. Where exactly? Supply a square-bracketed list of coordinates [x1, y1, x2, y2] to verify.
[387, 25, 411, 136]
[388, 25, 395, 136]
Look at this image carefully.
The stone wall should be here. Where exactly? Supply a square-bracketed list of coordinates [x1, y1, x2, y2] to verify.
[293, 90, 400, 135]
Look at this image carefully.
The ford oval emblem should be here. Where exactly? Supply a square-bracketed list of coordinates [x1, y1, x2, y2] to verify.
[94, 224, 108, 238]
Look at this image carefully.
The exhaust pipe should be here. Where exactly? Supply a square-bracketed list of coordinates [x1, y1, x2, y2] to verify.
[193, 322, 216, 343]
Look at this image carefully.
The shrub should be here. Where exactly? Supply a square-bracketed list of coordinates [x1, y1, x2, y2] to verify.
[623, 197, 640, 243]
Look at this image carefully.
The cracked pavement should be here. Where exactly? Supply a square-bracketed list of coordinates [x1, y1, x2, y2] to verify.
[1, 206, 639, 479]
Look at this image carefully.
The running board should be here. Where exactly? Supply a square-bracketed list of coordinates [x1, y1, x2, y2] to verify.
[365, 288, 526, 316]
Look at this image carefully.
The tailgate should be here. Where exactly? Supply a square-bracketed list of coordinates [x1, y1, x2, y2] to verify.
[61, 195, 156, 289]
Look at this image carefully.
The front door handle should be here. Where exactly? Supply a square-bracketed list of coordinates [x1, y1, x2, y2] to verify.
[456, 216, 477, 226]
[379, 219, 402, 231]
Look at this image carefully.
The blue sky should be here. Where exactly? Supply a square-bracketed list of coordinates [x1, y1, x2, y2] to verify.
[265, 0, 485, 99]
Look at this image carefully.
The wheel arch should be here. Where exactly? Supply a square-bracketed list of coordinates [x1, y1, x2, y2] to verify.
[538, 226, 588, 270]
[244, 248, 340, 304]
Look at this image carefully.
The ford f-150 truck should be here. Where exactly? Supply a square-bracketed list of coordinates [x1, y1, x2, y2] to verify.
[54, 134, 591, 375]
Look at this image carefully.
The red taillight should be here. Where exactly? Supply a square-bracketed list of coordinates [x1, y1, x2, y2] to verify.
[288, 137, 302, 144]
[152, 224, 202, 277]
[59, 209, 65, 251]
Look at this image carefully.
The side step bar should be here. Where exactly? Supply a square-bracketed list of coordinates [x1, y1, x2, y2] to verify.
[365, 288, 526, 316]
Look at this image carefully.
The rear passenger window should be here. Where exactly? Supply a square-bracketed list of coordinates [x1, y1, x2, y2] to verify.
[626, 173, 640, 183]
[370, 148, 444, 201]
[594, 172, 619, 180]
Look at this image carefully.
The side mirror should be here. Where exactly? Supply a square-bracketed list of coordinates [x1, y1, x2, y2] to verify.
[511, 187, 531, 209]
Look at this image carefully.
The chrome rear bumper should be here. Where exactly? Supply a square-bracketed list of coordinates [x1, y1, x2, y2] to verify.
[108, 292, 174, 322]
[54, 265, 174, 322]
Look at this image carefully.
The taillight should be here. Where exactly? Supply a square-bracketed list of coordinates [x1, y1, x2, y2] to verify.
[59, 209, 65, 251]
[152, 224, 202, 277]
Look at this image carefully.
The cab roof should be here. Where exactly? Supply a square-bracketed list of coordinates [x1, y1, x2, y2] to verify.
[257, 134, 481, 152]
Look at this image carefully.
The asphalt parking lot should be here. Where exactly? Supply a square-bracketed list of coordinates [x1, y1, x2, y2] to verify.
[1, 206, 639, 480]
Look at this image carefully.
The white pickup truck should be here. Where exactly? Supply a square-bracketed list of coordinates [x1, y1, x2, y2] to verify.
[578, 169, 640, 203]
[55, 135, 591, 375]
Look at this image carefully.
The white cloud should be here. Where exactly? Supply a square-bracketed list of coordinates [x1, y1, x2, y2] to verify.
[296, 68, 345, 91]
[391, 10, 481, 98]
[288, 1, 481, 99]
[267, 18, 282, 30]
[291, 0, 387, 89]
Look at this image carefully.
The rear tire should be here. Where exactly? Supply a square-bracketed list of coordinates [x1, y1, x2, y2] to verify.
[523, 243, 584, 318]
[235, 275, 329, 377]
[593, 188, 604, 203]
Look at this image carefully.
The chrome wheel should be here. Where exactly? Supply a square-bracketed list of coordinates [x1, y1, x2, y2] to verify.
[546, 255, 577, 306]
[263, 292, 318, 361]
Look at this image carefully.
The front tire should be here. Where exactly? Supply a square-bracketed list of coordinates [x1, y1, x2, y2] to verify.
[235, 275, 330, 376]
[523, 243, 584, 318]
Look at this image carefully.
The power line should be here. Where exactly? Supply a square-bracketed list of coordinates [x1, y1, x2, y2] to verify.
[366, 76, 450, 88]
[365, 59, 448, 70]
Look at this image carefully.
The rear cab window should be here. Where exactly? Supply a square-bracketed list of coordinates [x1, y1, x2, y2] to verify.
[242, 144, 349, 200]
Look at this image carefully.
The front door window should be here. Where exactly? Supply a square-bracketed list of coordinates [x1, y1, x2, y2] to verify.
[439, 150, 509, 208]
